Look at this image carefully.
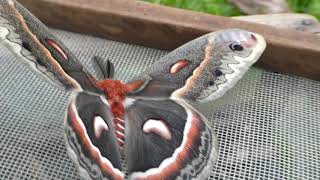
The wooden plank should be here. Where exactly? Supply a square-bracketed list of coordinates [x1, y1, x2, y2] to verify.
[229, 0, 290, 14]
[234, 14, 320, 35]
[17, 0, 320, 80]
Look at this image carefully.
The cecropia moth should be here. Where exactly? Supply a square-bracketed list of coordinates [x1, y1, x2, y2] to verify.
[0, 0, 266, 179]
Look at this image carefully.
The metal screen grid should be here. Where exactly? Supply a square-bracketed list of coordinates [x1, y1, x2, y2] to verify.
[0, 29, 319, 180]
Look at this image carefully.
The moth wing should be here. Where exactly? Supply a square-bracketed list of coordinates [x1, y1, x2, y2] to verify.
[128, 29, 266, 103]
[0, 0, 98, 92]
[124, 98, 218, 179]
[65, 91, 125, 180]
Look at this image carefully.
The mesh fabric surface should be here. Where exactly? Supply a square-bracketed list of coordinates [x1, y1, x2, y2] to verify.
[0, 29, 319, 179]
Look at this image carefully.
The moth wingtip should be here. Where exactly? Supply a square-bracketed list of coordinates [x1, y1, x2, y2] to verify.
[0, 0, 14, 7]
[5, 0, 15, 6]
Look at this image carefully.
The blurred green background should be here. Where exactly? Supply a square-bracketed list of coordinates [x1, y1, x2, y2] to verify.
[144, 0, 320, 20]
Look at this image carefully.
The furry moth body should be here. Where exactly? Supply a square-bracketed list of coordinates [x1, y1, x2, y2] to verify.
[0, 0, 266, 179]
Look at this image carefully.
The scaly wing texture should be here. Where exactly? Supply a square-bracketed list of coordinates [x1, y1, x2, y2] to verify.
[67, 93, 219, 180]
[124, 98, 218, 180]
[65, 92, 124, 180]
[129, 29, 266, 103]
[123, 28, 266, 179]
[64, 83, 219, 180]
[0, 0, 98, 91]
[1, 1, 267, 180]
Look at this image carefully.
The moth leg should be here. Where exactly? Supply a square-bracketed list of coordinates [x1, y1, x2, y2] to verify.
[93, 56, 115, 79]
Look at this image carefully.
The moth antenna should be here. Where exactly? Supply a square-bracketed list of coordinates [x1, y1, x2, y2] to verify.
[93, 56, 115, 79]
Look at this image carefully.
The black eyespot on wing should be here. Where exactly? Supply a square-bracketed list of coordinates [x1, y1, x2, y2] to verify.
[208, 81, 214, 86]
[36, 58, 46, 67]
[22, 41, 31, 51]
[214, 69, 223, 77]
[229, 44, 244, 51]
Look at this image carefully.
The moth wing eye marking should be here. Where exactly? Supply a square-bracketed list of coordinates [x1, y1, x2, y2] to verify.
[93, 116, 109, 138]
[46, 39, 69, 60]
[143, 119, 172, 140]
[215, 69, 223, 77]
[229, 43, 244, 51]
[170, 59, 189, 74]
[22, 41, 31, 51]
[229, 34, 257, 51]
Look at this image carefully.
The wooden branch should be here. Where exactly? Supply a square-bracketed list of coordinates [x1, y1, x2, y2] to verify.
[234, 14, 320, 35]
[17, 0, 320, 80]
[229, 0, 290, 14]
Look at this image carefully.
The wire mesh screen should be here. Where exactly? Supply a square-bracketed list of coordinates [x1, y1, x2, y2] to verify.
[0, 29, 319, 180]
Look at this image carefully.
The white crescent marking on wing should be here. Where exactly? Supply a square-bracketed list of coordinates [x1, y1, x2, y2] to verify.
[69, 97, 124, 178]
[143, 119, 172, 140]
[93, 116, 109, 139]
[131, 100, 194, 178]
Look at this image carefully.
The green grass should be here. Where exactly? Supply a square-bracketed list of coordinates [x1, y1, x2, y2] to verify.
[145, 0, 243, 16]
[144, 0, 320, 20]
[287, 0, 320, 20]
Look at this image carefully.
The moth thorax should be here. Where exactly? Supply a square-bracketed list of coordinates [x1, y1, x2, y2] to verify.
[96, 79, 146, 148]
[96, 79, 129, 148]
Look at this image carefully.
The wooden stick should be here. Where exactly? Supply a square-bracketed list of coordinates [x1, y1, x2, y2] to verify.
[229, 0, 290, 14]
[234, 14, 320, 35]
[17, 0, 320, 80]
